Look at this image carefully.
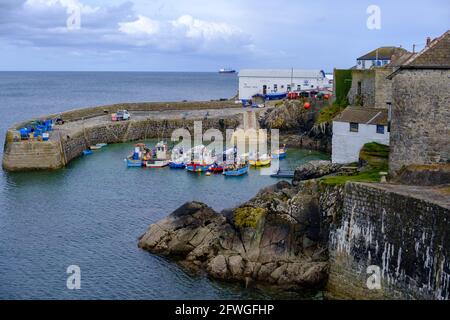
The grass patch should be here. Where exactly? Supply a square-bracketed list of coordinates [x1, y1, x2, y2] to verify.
[317, 104, 346, 124]
[322, 142, 390, 186]
[321, 165, 388, 186]
[234, 207, 266, 229]
[360, 142, 389, 158]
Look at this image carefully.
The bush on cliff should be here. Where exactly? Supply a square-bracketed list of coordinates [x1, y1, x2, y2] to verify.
[233, 207, 266, 229]
[317, 103, 347, 124]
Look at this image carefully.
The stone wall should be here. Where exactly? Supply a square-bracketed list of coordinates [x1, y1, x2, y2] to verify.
[389, 69, 450, 174]
[347, 68, 393, 109]
[2, 139, 65, 171]
[327, 182, 450, 300]
[374, 69, 393, 108]
[347, 70, 375, 107]
[4, 116, 241, 171]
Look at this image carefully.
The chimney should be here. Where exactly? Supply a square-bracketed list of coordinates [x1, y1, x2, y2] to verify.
[426, 37, 431, 47]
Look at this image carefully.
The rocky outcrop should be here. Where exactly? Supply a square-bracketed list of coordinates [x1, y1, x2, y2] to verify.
[138, 181, 330, 290]
[292, 160, 342, 186]
[260, 100, 332, 152]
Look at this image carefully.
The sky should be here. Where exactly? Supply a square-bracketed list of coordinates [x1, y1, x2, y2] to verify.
[0, 0, 448, 72]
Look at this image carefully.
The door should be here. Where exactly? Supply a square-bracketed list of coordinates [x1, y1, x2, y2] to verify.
[262, 85, 267, 95]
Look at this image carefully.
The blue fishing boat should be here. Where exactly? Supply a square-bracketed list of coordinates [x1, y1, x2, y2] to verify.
[223, 163, 249, 176]
[83, 150, 93, 156]
[126, 143, 146, 167]
[169, 161, 186, 169]
[126, 158, 143, 167]
[272, 146, 287, 159]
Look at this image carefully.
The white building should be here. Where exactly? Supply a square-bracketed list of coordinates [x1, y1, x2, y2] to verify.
[238, 69, 328, 100]
[356, 46, 408, 70]
[332, 107, 389, 164]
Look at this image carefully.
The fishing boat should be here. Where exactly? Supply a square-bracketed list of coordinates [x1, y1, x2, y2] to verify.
[126, 143, 146, 167]
[208, 162, 224, 173]
[186, 162, 211, 172]
[185, 145, 214, 172]
[249, 153, 272, 167]
[144, 141, 170, 168]
[223, 162, 249, 176]
[83, 149, 93, 155]
[169, 147, 187, 169]
[272, 146, 287, 159]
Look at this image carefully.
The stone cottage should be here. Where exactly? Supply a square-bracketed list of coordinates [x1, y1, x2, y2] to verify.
[347, 47, 413, 109]
[388, 30, 450, 174]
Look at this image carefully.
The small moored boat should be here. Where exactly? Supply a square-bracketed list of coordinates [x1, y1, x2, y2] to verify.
[272, 145, 287, 159]
[223, 162, 249, 176]
[249, 153, 272, 167]
[144, 141, 170, 168]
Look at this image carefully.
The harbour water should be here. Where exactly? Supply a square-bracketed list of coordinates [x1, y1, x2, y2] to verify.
[0, 72, 329, 299]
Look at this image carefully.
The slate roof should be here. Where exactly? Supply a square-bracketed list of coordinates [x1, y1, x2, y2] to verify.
[357, 47, 409, 61]
[387, 30, 450, 79]
[238, 69, 325, 78]
[401, 30, 450, 68]
[333, 107, 388, 125]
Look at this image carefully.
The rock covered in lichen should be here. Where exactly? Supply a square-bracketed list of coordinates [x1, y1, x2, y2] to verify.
[138, 181, 331, 290]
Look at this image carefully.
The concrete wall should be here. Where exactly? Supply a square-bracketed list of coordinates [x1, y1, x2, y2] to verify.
[389, 69, 450, 174]
[239, 76, 327, 99]
[327, 182, 450, 300]
[332, 121, 389, 164]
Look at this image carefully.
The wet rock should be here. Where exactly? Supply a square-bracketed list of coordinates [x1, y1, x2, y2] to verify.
[292, 160, 342, 185]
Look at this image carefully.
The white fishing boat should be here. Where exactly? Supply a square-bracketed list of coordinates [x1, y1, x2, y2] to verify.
[144, 141, 170, 168]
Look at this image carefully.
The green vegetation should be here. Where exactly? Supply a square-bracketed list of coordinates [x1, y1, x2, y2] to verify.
[321, 142, 389, 186]
[317, 103, 346, 124]
[334, 69, 352, 106]
[234, 207, 266, 229]
[360, 142, 390, 158]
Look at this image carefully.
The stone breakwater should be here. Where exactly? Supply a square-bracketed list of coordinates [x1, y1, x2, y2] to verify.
[2, 101, 259, 171]
[139, 176, 450, 299]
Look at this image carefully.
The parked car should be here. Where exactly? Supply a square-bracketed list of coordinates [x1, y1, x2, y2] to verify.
[112, 110, 130, 121]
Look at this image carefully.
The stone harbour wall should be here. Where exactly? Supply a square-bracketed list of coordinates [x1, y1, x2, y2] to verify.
[4, 115, 241, 171]
[327, 182, 450, 300]
[389, 69, 450, 174]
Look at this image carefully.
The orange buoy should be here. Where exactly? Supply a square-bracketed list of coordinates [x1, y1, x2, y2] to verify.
[304, 102, 311, 109]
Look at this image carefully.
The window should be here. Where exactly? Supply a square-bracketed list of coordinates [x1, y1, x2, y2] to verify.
[287, 85, 291, 92]
[297, 85, 301, 91]
[273, 84, 278, 92]
[362, 61, 366, 69]
[350, 122, 359, 132]
[357, 81, 362, 96]
[376, 125, 385, 134]
[281, 85, 284, 89]
[304, 80, 309, 86]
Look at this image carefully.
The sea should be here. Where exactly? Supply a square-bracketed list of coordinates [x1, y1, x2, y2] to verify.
[0, 72, 328, 299]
